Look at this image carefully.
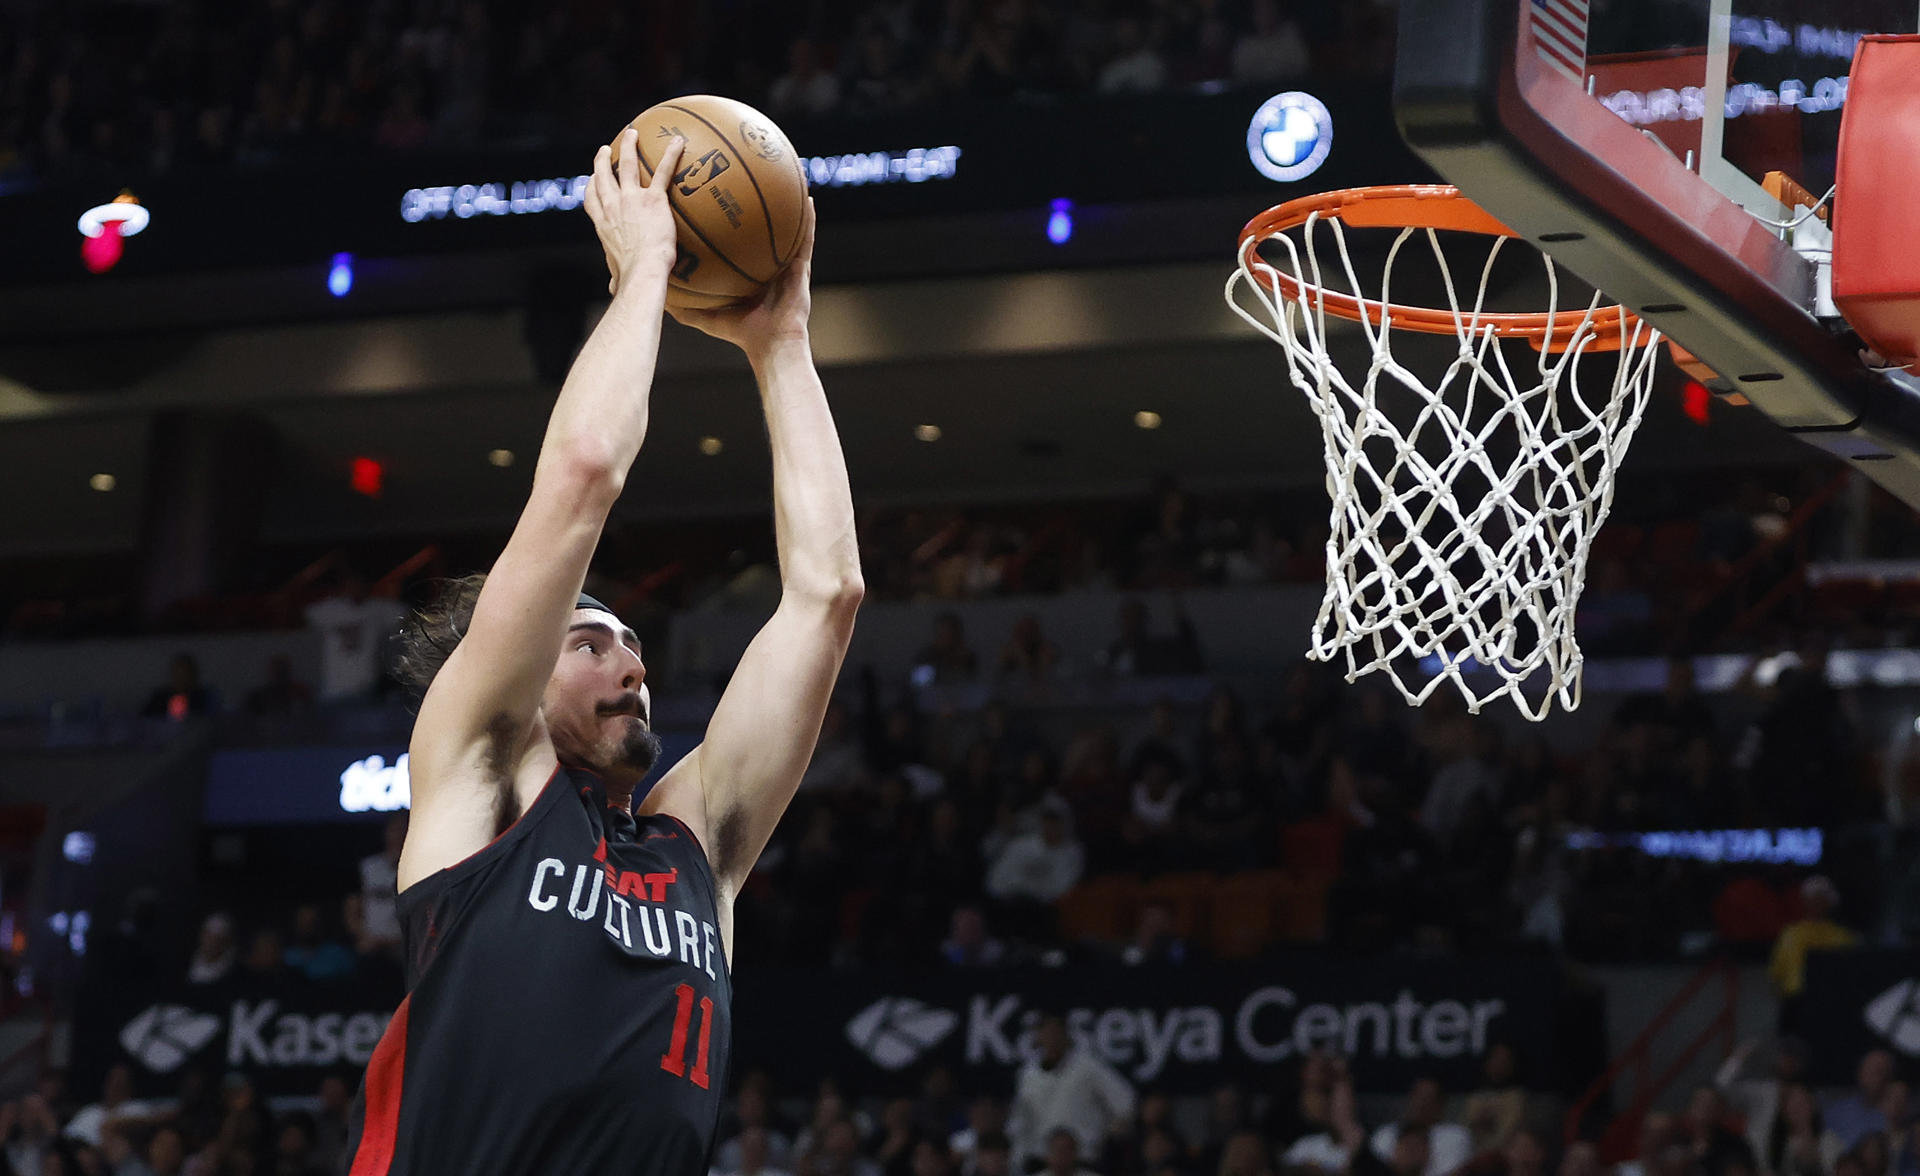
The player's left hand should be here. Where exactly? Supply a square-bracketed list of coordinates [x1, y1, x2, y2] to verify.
[667, 196, 815, 361]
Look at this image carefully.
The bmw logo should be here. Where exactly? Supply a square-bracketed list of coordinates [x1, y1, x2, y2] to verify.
[1247, 91, 1333, 183]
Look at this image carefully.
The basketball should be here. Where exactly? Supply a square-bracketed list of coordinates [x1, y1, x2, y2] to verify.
[610, 95, 807, 311]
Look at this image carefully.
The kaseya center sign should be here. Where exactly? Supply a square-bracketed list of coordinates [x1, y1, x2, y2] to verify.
[738, 958, 1559, 1093]
[79, 978, 407, 1098]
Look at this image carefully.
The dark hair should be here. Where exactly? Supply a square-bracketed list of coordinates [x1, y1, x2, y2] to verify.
[393, 573, 488, 702]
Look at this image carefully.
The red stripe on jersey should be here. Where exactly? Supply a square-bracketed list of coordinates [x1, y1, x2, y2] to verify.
[349, 995, 412, 1176]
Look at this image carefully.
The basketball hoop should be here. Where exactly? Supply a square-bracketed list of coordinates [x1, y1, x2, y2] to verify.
[1226, 184, 1665, 719]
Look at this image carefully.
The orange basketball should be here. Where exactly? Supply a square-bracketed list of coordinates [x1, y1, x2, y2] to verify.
[610, 95, 808, 310]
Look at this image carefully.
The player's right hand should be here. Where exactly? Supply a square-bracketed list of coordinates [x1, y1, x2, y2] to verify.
[585, 128, 684, 298]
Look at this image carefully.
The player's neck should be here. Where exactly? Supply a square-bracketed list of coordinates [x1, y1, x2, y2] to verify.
[601, 778, 638, 813]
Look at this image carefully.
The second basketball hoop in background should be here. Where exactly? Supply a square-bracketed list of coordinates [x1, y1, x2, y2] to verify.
[1226, 185, 1664, 720]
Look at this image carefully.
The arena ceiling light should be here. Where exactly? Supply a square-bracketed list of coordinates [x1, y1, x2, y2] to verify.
[487, 448, 515, 468]
[914, 424, 942, 442]
[698, 436, 724, 456]
[89, 473, 116, 492]
[1134, 410, 1163, 429]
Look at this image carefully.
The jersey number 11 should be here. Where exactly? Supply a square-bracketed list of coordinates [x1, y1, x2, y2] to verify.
[659, 982, 713, 1089]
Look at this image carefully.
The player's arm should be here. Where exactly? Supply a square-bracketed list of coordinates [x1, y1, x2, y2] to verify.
[643, 198, 864, 895]
[402, 132, 686, 886]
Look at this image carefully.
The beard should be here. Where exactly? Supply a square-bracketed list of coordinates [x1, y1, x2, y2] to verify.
[615, 720, 664, 775]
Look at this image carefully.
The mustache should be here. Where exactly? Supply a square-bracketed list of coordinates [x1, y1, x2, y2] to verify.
[596, 692, 650, 724]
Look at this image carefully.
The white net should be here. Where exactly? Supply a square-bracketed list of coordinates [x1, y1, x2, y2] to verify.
[1226, 203, 1664, 719]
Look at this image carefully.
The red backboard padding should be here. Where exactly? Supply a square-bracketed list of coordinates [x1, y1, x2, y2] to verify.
[1833, 35, 1920, 370]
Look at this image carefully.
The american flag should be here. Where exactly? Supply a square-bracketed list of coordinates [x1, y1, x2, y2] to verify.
[1530, 0, 1590, 83]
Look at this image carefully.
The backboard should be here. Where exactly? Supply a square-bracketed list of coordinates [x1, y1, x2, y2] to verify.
[1393, 0, 1920, 506]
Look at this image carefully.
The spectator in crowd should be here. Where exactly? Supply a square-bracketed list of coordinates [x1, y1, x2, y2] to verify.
[1614, 656, 1716, 754]
[1231, 0, 1310, 83]
[951, 1098, 1008, 1169]
[1118, 902, 1187, 966]
[244, 653, 313, 718]
[0, 1092, 61, 1175]
[986, 803, 1085, 908]
[1558, 1142, 1604, 1176]
[241, 927, 288, 982]
[803, 700, 868, 793]
[1122, 747, 1187, 872]
[1182, 731, 1265, 869]
[1096, 17, 1168, 93]
[915, 1067, 966, 1148]
[1682, 1086, 1760, 1176]
[1370, 1078, 1472, 1176]
[1195, 1084, 1252, 1176]
[1356, 1124, 1434, 1176]
[916, 613, 982, 685]
[63, 1063, 167, 1148]
[1462, 1043, 1528, 1153]
[304, 569, 405, 704]
[1008, 1012, 1136, 1171]
[1826, 1050, 1897, 1151]
[997, 615, 1063, 684]
[942, 906, 1008, 967]
[1420, 718, 1500, 858]
[913, 1137, 955, 1176]
[1769, 876, 1859, 1030]
[1282, 1072, 1366, 1174]
[273, 1111, 326, 1176]
[816, 1119, 883, 1176]
[99, 1123, 146, 1176]
[1766, 1084, 1828, 1176]
[140, 653, 216, 721]
[716, 1085, 792, 1175]
[717, 1126, 793, 1176]
[312, 1074, 353, 1173]
[769, 37, 841, 118]
[282, 903, 355, 983]
[1738, 637, 1862, 827]
[359, 813, 407, 954]
[1268, 1050, 1348, 1148]
[1100, 599, 1205, 678]
[844, 19, 917, 113]
[1618, 1114, 1676, 1176]
[186, 913, 236, 985]
[970, 1132, 1014, 1176]
[1044, 1127, 1102, 1176]
[1716, 1037, 1810, 1167]
[1498, 1130, 1550, 1176]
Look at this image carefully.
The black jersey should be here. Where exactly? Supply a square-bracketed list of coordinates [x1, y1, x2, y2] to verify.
[343, 766, 732, 1176]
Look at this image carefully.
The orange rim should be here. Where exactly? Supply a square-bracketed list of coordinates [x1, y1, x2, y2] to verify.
[1237, 185, 1644, 352]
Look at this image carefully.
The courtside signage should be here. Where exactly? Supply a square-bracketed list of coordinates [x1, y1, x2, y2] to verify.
[399, 146, 963, 221]
[740, 957, 1560, 1092]
[1247, 92, 1333, 183]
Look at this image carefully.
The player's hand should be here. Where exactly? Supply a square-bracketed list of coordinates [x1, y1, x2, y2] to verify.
[667, 196, 816, 362]
[585, 128, 684, 298]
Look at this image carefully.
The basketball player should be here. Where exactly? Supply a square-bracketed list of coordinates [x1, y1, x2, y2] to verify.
[342, 129, 862, 1175]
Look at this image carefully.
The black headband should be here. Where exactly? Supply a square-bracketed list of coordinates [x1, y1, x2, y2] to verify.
[576, 592, 613, 615]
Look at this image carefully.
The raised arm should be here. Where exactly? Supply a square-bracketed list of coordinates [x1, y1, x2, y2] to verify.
[401, 131, 685, 887]
[643, 199, 864, 897]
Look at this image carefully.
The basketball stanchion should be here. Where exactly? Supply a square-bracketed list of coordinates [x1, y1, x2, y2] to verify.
[1226, 185, 1664, 719]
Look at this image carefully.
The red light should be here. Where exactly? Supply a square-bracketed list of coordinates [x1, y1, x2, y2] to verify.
[1682, 380, 1711, 425]
[350, 457, 384, 498]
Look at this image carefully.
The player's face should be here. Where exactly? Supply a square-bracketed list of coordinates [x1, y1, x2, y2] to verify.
[544, 608, 661, 783]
